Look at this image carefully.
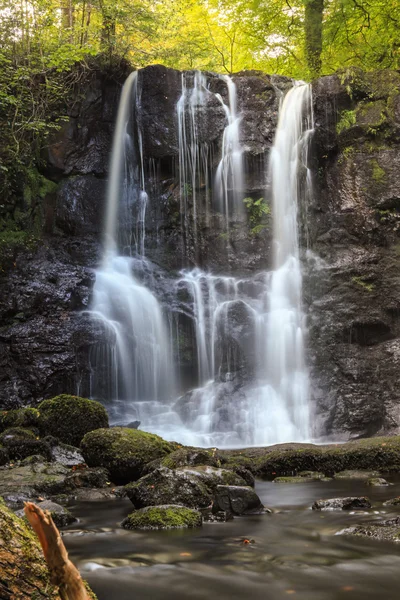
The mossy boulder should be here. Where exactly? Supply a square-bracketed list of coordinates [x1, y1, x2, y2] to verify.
[81, 427, 174, 484]
[219, 436, 400, 478]
[160, 447, 220, 470]
[0, 408, 40, 432]
[334, 470, 381, 480]
[0, 498, 96, 598]
[0, 427, 52, 462]
[38, 395, 109, 446]
[125, 466, 247, 510]
[122, 505, 202, 530]
[367, 477, 389, 486]
[0, 497, 62, 598]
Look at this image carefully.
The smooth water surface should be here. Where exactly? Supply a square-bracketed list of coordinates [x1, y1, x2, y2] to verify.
[64, 478, 400, 600]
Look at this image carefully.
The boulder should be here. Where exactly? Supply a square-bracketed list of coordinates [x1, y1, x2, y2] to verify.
[38, 394, 109, 446]
[81, 427, 174, 484]
[160, 447, 221, 470]
[50, 443, 85, 467]
[16, 500, 76, 528]
[125, 466, 247, 509]
[334, 470, 381, 480]
[312, 497, 372, 511]
[339, 517, 400, 542]
[383, 497, 400, 506]
[0, 460, 110, 509]
[0, 498, 63, 599]
[212, 485, 264, 515]
[0, 427, 52, 462]
[122, 505, 202, 530]
[0, 408, 40, 432]
[367, 477, 389, 486]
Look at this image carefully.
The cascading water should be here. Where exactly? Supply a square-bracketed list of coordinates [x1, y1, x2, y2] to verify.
[257, 84, 313, 442]
[88, 68, 313, 447]
[214, 76, 244, 223]
[88, 72, 174, 420]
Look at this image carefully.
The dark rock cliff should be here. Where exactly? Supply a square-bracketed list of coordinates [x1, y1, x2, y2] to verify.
[1, 63, 400, 440]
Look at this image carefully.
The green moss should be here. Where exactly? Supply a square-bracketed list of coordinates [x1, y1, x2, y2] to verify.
[0, 407, 40, 432]
[161, 447, 219, 470]
[336, 109, 356, 134]
[370, 159, 386, 182]
[38, 394, 109, 446]
[0, 427, 37, 443]
[0, 229, 39, 273]
[122, 505, 202, 530]
[81, 427, 174, 484]
[352, 276, 375, 292]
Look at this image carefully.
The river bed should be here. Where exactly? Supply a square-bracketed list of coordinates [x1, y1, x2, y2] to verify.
[64, 478, 400, 600]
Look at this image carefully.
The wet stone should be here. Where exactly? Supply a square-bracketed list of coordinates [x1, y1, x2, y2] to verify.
[312, 497, 372, 511]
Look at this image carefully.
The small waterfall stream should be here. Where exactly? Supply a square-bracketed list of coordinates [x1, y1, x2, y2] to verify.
[88, 72, 175, 417]
[88, 69, 313, 447]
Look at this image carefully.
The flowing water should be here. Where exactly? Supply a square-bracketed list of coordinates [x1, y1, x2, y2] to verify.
[88, 71, 313, 447]
[65, 477, 400, 600]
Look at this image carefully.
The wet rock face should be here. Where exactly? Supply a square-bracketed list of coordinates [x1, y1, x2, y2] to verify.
[1, 63, 400, 442]
[306, 68, 400, 439]
[312, 497, 372, 511]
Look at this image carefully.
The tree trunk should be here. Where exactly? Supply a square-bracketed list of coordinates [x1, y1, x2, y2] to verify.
[304, 0, 324, 78]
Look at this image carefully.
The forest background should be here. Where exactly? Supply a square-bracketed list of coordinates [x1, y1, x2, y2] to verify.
[0, 0, 399, 231]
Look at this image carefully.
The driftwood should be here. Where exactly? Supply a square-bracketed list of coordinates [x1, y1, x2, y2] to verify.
[24, 501, 91, 600]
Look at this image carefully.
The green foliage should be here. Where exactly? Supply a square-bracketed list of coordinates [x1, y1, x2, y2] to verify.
[243, 197, 270, 236]
[336, 110, 356, 134]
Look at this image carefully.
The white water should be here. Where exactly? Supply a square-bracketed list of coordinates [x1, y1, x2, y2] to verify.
[264, 84, 313, 441]
[89, 72, 174, 413]
[214, 76, 244, 223]
[88, 71, 313, 447]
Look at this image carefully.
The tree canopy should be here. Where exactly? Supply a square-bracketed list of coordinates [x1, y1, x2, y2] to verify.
[0, 0, 398, 211]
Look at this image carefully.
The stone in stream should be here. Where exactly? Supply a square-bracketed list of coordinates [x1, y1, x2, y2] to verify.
[122, 505, 202, 530]
[383, 497, 400, 506]
[16, 500, 76, 528]
[334, 470, 381, 480]
[339, 517, 400, 542]
[366, 477, 389, 486]
[312, 497, 372, 511]
[125, 466, 247, 509]
[212, 485, 265, 515]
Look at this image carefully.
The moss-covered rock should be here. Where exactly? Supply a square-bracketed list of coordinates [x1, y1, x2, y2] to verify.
[125, 465, 247, 510]
[81, 427, 174, 484]
[0, 446, 9, 466]
[0, 497, 62, 598]
[160, 447, 220, 470]
[219, 436, 400, 478]
[122, 505, 202, 530]
[0, 408, 40, 432]
[0, 497, 96, 598]
[38, 395, 109, 446]
[384, 497, 400, 506]
[312, 497, 372, 511]
[0, 427, 52, 462]
[367, 477, 389, 486]
[334, 470, 381, 480]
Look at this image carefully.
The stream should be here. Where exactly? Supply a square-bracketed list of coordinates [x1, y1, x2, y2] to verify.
[64, 478, 400, 600]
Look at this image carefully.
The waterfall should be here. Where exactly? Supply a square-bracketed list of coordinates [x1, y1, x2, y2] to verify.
[87, 69, 313, 447]
[262, 84, 313, 441]
[214, 76, 244, 223]
[88, 71, 175, 419]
